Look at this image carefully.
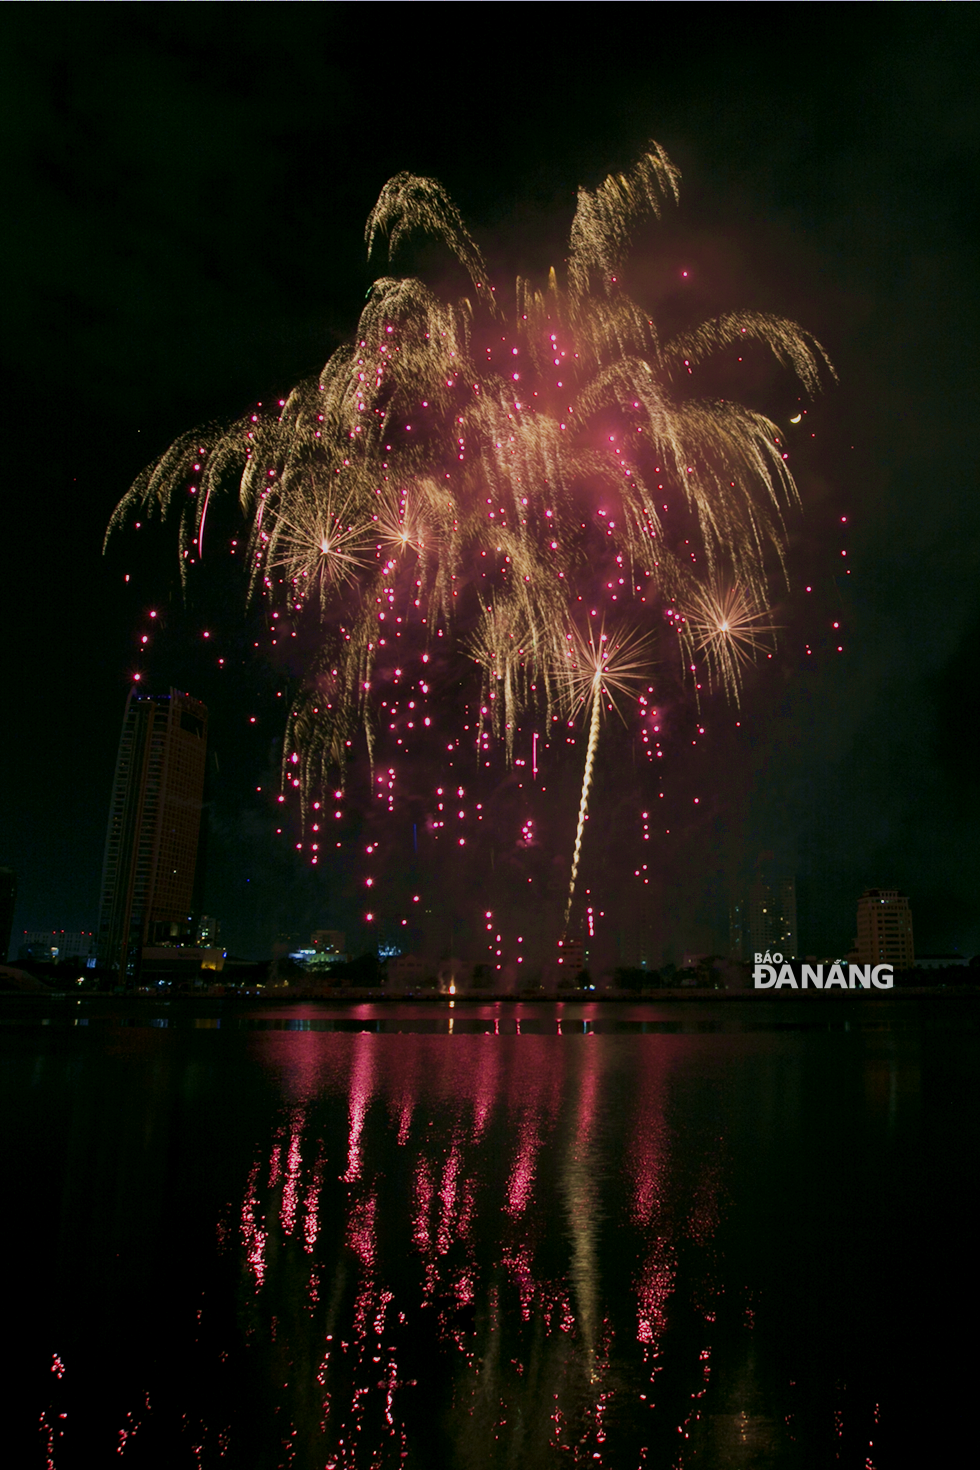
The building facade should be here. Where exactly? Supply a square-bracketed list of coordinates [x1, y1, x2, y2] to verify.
[853, 889, 914, 968]
[19, 931, 96, 963]
[746, 874, 798, 959]
[557, 937, 585, 972]
[0, 867, 15, 964]
[98, 688, 208, 980]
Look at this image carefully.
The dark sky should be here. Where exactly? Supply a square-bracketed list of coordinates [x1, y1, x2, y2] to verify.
[3, 5, 978, 965]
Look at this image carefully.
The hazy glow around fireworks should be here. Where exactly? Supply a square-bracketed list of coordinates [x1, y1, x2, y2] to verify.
[107, 141, 832, 942]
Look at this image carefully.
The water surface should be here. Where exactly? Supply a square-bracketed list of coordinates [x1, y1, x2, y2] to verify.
[6, 996, 974, 1467]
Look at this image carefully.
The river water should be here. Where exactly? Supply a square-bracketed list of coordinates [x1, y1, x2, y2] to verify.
[5, 995, 974, 1467]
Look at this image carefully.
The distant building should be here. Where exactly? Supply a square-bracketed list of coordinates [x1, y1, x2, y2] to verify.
[18, 939, 58, 964]
[97, 688, 208, 981]
[557, 937, 584, 972]
[617, 912, 657, 970]
[20, 930, 96, 962]
[852, 889, 914, 968]
[728, 898, 746, 962]
[312, 929, 345, 956]
[0, 868, 15, 964]
[388, 953, 427, 987]
[196, 914, 220, 946]
[747, 865, 797, 958]
[140, 946, 225, 984]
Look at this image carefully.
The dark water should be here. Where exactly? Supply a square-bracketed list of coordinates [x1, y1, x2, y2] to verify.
[5, 996, 975, 1467]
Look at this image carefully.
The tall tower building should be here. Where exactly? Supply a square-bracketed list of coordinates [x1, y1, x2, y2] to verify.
[98, 688, 208, 980]
[0, 867, 16, 964]
[728, 897, 746, 961]
[746, 860, 798, 958]
[853, 889, 914, 968]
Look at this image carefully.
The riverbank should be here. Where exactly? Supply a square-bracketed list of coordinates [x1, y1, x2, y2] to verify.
[3, 983, 978, 1003]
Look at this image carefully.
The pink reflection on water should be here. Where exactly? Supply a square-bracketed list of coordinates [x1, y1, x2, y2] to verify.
[630, 1072, 667, 1230]
[558, 1294, 575, 1333]
[384, 1357, 398, 1427]
[280, 1121, 303, 1236]
[453, 1269, 475, 1307]
[505, 1114, 538, 1218]
[504, 1037, 559, 1220]
[636, 1236, 675, 1347]
[373, 1288, 394, 1336]
[267, 1136, 283, 1190]
[387, 1040, 422, 1145]
[234, 1022, 740, 1462]
[456, 1173, 476, 1242]
[471, 1039, 497, 1138]
[436, 1138, 462, 1254]
[343, 1034, 375, 1184]
[687, 1157, 722, 1246]
[627, 1049, 677, 1355]
[304, 1152, 324, 1255]
[571, 1020, 600, 1153]
[412, 1156, 433, 1251]
[502, 1243, 536, 1321]
[348, 1191, 376, 1268]
[240, 1160, 268, 1286]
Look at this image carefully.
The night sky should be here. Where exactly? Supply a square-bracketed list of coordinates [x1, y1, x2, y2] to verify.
[3, 6, 978, 966]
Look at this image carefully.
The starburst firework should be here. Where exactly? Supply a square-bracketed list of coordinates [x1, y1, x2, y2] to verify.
[257, 480, 373, 611]
[683, 584, 779, 702]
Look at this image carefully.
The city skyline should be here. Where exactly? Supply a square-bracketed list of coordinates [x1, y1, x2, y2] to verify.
[2, 9, 978, 963]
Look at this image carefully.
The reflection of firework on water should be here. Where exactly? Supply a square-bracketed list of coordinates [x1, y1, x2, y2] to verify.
[562, 623, 653, 934]
[220, 1031, 729, 1468]
[107, 141, 832, 933]
[682, 584, 779, 703]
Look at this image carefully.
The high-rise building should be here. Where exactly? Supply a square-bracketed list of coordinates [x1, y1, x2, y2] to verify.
[0, 867, 15, 964]
[617, 911, 657, 971]
[853, 889, 914, 968]
[728, 898, 746, 961]
[196, 914, 221, 947]
[98, 688, 208, 981]
[557, 936, 585, 972]
[746, 861, 797, 958]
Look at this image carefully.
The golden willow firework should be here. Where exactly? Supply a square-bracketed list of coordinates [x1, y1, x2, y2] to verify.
[107, 142, 833, 919]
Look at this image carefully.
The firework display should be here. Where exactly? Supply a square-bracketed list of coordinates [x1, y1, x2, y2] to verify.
[107, 144, 833, 952]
